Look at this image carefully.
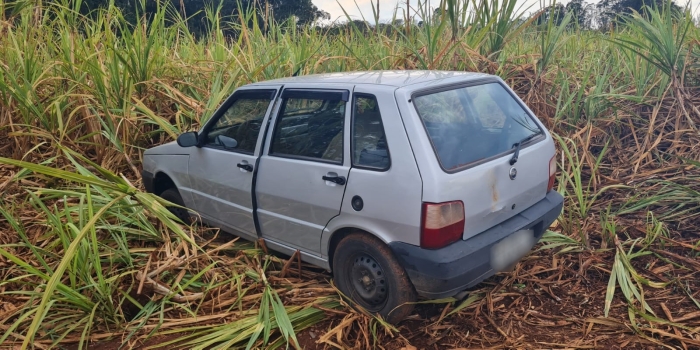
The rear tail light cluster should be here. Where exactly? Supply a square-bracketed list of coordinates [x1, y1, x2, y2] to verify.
[420, 201, 465, 249]
[547, 155, 557, 192]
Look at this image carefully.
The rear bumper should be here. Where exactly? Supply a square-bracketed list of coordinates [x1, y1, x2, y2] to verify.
[142, 170, 155, 194]
[389, 191, 564, 299]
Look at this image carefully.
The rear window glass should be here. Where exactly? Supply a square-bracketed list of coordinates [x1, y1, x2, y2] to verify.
[413, 82, 542, 171]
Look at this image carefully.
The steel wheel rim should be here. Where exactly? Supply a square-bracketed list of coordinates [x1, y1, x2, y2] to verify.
[347, 253, 388, 311]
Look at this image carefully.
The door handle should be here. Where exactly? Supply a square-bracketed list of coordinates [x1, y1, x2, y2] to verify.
[322, 174, 346, 185]
[237, 162, 253, 172]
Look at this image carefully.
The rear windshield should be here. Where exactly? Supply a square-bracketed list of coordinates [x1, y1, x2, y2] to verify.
[413, 82, 542, 171]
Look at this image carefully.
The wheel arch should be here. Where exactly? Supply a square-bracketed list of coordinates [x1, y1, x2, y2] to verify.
[327, 225, 418, 323]
[153, 171, 177, 195]
[325, 224, 393, 272]
[326, 227, 354, 271]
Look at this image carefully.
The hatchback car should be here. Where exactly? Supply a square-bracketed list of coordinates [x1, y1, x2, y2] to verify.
[142, 70, 564, 323]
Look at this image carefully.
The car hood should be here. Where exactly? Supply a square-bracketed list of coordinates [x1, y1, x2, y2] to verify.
[144, 141, 188, 155]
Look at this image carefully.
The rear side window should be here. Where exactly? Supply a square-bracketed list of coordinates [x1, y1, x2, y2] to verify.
[352, 95, 389, 170]
[270, 95, 346, 163]
[413, 82, 542, 171]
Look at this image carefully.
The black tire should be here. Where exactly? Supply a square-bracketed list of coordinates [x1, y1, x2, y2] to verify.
[159, 188, 191, 224]
[333, 232, 416, 324]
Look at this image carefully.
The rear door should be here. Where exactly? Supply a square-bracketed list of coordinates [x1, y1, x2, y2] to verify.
[255, 86, 351, 253]
[397, 79, 555, 240]
[187, 87, 279, 238]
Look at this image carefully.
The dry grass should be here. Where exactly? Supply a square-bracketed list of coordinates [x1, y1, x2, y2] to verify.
[0, 0, 699, 348]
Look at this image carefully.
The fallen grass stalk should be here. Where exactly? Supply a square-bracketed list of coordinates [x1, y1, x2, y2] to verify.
[0, 153, 341, 348]
[0, 0, 699, 348]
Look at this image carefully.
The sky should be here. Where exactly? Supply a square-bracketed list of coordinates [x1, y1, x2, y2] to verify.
[312, 0, 700, 23]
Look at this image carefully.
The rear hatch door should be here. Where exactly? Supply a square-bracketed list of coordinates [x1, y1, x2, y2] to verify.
[397, 79, 555, 240]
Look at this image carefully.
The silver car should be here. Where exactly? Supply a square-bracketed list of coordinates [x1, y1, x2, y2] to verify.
[142, 71, 564, 323]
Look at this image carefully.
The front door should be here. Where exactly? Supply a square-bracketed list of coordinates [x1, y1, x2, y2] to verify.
[187, 88, 278, 238]
[255, 87, 351, 253]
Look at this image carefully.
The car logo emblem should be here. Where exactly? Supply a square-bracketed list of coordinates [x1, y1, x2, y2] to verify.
[509, 167, 517, 180]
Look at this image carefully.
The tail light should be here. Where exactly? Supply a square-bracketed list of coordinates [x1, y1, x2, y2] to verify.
[547, 155, 556, 192]
[420, 201, 465, 249]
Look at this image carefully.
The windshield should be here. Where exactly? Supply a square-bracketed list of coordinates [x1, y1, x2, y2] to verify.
[413, 82, 542, 171]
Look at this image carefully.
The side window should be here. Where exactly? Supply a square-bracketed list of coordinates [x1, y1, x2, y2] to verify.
[204, 96, 272, 153]
[353, 95, 389, 170]
[270, 94, 346, 163]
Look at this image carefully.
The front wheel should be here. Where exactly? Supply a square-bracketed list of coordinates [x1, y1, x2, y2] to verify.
[333, 233, 416, 324]
[159, 188, 192, 225]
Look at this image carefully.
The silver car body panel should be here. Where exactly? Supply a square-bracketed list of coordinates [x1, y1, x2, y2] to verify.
[394, 76, 555, 240]
[187, 146, 258, 235]
[256, 83, 353, 256]
[142, 144, 195, 207]
[251, 70, 490, 88]
[322, 84, 423, 255]
[186, 86, 280, 237]
[143, 71, 555, 271]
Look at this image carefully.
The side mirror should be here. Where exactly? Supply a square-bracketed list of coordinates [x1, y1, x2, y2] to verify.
[177, 132, 199, 148]
[215, 135, 238, 150]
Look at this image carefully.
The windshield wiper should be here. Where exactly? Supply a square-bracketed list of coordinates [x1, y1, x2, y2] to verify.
[509, 132, 542, 165]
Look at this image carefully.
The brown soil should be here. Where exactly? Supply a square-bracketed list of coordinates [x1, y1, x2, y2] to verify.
[51, 245, 697, 349]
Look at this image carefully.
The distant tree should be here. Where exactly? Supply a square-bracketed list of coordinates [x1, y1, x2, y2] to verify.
[536, 3, 567, 26]
[75, 0, 329, 34]
[536, 0, 594, 29]
[565, 0, 594, 29]
[269, 0, 329, 25]
[534, 0, 682, 30]
[596, 0, 682, 28]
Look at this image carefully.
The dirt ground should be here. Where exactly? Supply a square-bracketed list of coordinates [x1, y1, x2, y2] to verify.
[53, 241, 698, 350]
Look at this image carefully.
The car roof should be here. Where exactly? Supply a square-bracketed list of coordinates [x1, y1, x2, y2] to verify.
[248, 70, 493, 88]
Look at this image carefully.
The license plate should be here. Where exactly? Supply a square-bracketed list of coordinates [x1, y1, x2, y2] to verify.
[490, 229, 535, 272]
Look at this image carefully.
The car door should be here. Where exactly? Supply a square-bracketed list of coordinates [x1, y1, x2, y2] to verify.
[255, 86, 351, 254]
[187, 87, 279, 239]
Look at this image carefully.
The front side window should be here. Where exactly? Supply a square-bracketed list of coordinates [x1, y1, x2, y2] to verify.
[270, 93, 346, 163]
[353, 95, 389, 170]
[204, 94, 273, 153]
[413, 82, 542, 171]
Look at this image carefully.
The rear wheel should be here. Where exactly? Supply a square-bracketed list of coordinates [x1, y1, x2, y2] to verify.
[333, 233, 416, 324]
[159, 188, 191, 224]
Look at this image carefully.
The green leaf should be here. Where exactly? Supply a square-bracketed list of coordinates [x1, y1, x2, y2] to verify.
[447, 293, 484, 316]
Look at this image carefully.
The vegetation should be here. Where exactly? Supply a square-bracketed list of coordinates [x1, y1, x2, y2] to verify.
[4, 0, 329, 35]
[0, 0, 699, 348]
[538, 0, 684, 29]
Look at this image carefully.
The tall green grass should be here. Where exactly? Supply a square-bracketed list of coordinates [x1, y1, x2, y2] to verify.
[0, 0, 699, 348]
